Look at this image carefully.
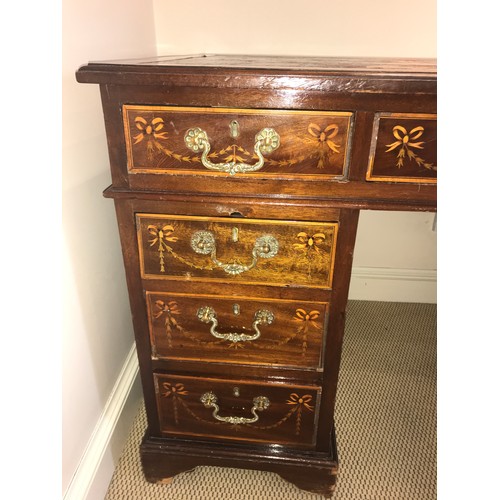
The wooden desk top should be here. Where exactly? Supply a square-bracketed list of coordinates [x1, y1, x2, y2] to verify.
[76, 55, 437, 211]
[76, 54, 436, 94]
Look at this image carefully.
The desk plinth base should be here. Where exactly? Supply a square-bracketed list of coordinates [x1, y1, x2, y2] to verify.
[140, 430, 339, 498]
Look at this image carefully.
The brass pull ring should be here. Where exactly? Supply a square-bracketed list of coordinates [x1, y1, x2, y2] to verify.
[196, 306, 275, 343]
[190, 230, 279, 276]
[200, 391, 270, 424]
[184, 127, 280, 175]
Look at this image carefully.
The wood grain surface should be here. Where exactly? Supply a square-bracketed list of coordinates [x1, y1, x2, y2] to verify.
[137, 214, 338, 288]
[76, 54, 437, 498]
[124, 105, 352, 178]
[154, 373, 321, 447]
[367, 113, 437, 182]
[147, 291, 328, 370]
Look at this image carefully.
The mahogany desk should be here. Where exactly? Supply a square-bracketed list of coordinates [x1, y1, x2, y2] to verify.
[76, 54, 436, 497]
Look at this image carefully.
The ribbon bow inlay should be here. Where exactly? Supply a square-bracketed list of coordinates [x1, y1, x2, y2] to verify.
[293, 309, 320, 322]
[133, 116, 168, 160]
[386, 125, 424, 152]
[308, 123, 340, 152]
[385, 125, 436, 170]
[147, 224, 179, 272]
[162, 382, 188, 398]
[307, 123, 340, 169]
[286, 393, 314, 411]
[148, 225, 179, 249]
[293, 232, 326, 253]
[133, 117, 168, 144]
[153, 300, 181, 320]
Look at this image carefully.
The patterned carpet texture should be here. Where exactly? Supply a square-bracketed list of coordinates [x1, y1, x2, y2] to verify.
[105, 300, 437, 499]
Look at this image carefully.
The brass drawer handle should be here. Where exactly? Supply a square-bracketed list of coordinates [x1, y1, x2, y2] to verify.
[197, 306, 275, 342]
[190, 230, 279, 276]
[184, 127, 280, 175]
[200, 391, 270, 424]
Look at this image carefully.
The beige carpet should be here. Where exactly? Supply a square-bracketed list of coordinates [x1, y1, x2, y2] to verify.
[105, 300, 437, 499]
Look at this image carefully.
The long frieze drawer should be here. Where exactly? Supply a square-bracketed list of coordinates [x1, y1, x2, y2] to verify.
[137, 214, 338, 288]
[367, 113, 437, 183]
[154, 373, 321, 447]
[147, 292, 328, 370]
[123, 105, 352, 179]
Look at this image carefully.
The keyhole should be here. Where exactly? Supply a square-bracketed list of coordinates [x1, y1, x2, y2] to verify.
[229, 120, 240, 139]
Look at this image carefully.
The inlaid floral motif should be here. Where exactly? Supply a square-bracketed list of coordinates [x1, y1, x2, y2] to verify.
[223, 145, 253, 164]
[133, 117, 168, 160]
[161, 382, 188, 398]
[286, 393, 315, 435]
[286, 393, 314, 411]
[161, 382, 188, 425]
[152, 298, 228, 349]
[293, 309, 321, 357]
[127, 110, 348, 173]
[227, 341, 246, 350]
[385, 125, 436, 171]
[153, 300, 181, 348]
[293, 232, 326, 254]
[147, 224, 179, 272]
[133, 115, 209, 163]
[145, 222, 219, 273]
[160, 380, 315, 436]
[293, 309, 320, 325]
[153, 300, 181, 319]
[131, 115, 232, 165]
[303, 123, 341, 168]
[292, 231, 328, 279]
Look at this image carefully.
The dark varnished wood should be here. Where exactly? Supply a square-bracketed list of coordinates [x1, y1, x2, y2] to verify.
[76, 54, 436, 95]
[367, 112, 437, 182]
[141, 429, 338, 497]
[105, 185, 436, 212]
[123, 105, 352, 179]
[106, 189, 343, 219]
[137, 214, 338, 288]
[154, 373, 321, 447]
[147, 291, 327, 370]
[84, 56, 437, 208]
[111, 194, 345, 439]
[316, 209, 360, 449]
[77, 54, 436, 497]
[126, 174, 437, 208]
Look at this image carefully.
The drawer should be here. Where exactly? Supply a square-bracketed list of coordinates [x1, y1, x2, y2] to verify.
[137, 214, 338, 288]
[367, 113, 437, 183]
[123, 105, 352, 179]
[154, 373, 321, 447]
[147, 292, 328, 370]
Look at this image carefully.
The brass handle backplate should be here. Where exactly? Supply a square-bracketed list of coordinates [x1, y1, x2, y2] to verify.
[184, 126, 280, 175]
[190, 230, 279, 275]
[196, 305, 275, 343]
[200, 391, 270, 424]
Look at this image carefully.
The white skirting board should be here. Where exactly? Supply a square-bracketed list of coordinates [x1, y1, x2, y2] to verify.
[349, 266, 437, 303]
[63, 344, 141, 500]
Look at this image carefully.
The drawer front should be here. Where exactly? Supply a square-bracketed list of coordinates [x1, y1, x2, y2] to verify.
[367, 113, 437, 183]
[123, 105, 352, 179]
[137, 214, 338, 288]
[147, 292, 328, 370]
[154, 373, 321, 447]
